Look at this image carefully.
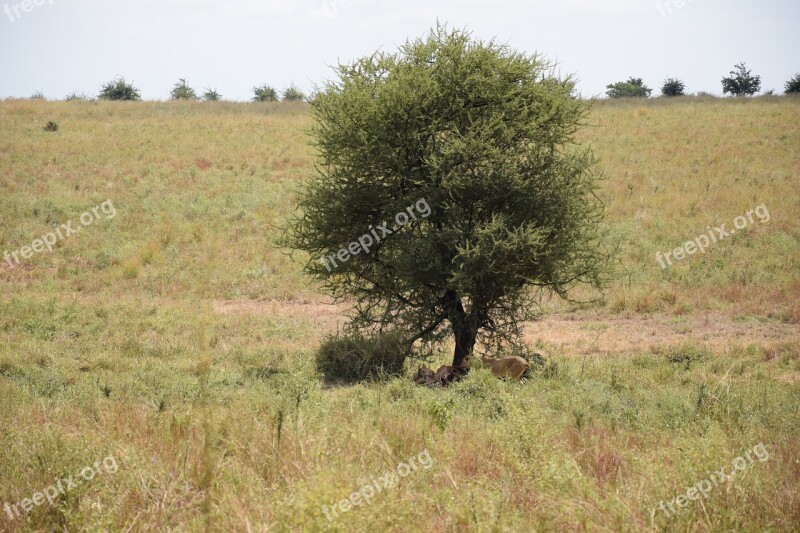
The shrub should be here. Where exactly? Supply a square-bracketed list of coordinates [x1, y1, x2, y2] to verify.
[99, 77, 141, 101]
[315, 331, 410, 381]
[253, 84, 278, 102]
[785, 73, 800, 94]
[30, 91, 45, 100]
[65, 92, 92, 102]
[665, 343, 711, 368]
[661, 78, 686, 97]
[606, 77, 652, 98]
[44, 121, 58, 132]
[203, 88, 221, 101]
[282, 85, 306, 101]
[721, 62, 761, 96]
[170, 78, 198, 100]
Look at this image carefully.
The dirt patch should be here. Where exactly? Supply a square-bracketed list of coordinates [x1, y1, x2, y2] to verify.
[213, 297, 352, 331]
[523, 312, 800, 356]
[776, 372, 800, 385]
[213, 298, 800, 357]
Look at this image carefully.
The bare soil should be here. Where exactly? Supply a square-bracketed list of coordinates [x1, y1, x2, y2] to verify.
[214, 298, 800, 356]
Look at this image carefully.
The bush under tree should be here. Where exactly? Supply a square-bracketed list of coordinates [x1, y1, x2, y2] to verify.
[721, 62, 761, 96]
[315, 331, 410, 381]
[170, 78, 198, 100]
[661, 78, 686, 97]
[606, 77, 652, 98]
[253, 85, 278, 102]
[785, 73, 800, 94]
[286, 26, 612, 368]
[99, 77, 141, 101]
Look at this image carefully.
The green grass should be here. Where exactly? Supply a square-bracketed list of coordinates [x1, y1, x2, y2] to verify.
[0, 97, 798, 531]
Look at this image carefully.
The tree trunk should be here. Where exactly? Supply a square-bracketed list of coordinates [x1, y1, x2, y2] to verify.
[452, 322, 477, 368]
[443, 290, 478, 367]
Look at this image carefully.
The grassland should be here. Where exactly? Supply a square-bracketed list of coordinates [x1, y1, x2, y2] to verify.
[0, 96, 798, 532]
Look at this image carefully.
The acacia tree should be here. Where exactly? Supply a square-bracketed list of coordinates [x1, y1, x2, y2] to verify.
[170, 78, 198, 100]
[661, 78, 686, 97]
[722, 62, 761, 96]
[98, 77, 141, 101]
[785, 73, 800, 94]
[287, 27, 610, 367]
[606, 77, 652, 98]
[253, 85, 278, 102]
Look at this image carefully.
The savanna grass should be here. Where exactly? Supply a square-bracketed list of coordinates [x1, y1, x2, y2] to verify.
[0, 96, 798, 531]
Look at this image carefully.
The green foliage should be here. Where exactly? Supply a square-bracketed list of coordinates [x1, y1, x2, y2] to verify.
[282, 85, 306, 101]
[30, 91, 45, 100]
[721, 62, 761, 96]
[661, 78, 686, 97]
[785, 73, 800, 94]
[44, 121, 58, 132]
[427, 397, 455, 430]
[65, 92, 92, 102]
[664, 343, 711, 369]
[315, 330, 410, 381]
[287, 25, 612, 366]
[203, 88, 221, 101]
[606, 77, 652, 98]
[99, 77, 141, 101]
[170, 78, 198, 100]
[253, 84, 278, 102]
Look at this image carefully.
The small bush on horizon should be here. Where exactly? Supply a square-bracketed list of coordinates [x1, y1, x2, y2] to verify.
[253, 84, 278, 102]
[30, 91, 45, 100]
[722, 62, 761, 96]
[203, 88, 221, 101]
[65, 92, 93, 102]
[661, 78, 686, 97]
[282, 85, 306, 101]
[170, 78, 198, 100]
[99, 77, 141, 101]
[606, 77, 652, 98]
[785, 73, 800, 94]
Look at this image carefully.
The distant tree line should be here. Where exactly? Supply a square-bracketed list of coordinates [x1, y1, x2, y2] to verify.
[24, 65, 800, 101]
[44, 77, 309, 102]
[607, 63, 800, 98]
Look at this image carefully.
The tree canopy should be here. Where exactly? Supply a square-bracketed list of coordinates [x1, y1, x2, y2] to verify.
[722, 63, 761, 96]
[287, 26, 611, 366]
[606, 77, 652, 98]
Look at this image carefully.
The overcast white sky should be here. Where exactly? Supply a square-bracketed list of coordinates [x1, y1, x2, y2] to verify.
[1, 0, 797, 100]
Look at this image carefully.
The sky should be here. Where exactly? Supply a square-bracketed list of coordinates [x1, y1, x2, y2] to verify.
[0, 0, 797, 100]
